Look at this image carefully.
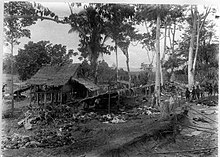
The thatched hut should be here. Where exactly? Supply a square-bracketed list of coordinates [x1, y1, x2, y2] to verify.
[27, 63, 99, 105]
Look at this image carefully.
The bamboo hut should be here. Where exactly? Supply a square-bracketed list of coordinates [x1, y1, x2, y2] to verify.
[27, 63, 99, 106]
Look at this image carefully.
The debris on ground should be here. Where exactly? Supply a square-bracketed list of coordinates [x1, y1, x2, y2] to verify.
[196, 97, 218, 106]
[2, 102, 162, 149]
[193, 117, 210, 123]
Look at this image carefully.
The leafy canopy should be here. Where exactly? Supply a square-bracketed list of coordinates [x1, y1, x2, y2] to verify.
[15, 41, 74, 81]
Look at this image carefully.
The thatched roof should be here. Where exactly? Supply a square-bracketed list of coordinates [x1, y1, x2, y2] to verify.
[72, 78, 100, 91]
[27, 63, 100, 91]
[27, 63, 80, 86]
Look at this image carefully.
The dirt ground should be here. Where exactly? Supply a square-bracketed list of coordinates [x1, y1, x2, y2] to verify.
[1, 96, 218, 157]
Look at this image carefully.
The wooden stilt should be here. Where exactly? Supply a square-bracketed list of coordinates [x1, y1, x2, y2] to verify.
[36, 93, 38, 106]
[60, 92, 62, 104]
[44, 92, 46, 108]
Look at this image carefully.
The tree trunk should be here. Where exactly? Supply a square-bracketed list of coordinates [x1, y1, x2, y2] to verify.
[118, 42, 131, 88]
[192, 7, 210, 77]
[155, 12, 161, 108]
[10, 42, 14, 116]
[94, 61, 98, 84]
[160, 22, 167, 87]
[161, 21, 167, 63]
[192, 14, 200, 77]
[125, 49, 131, 88]
[188, 6, 197, 89]
[115, 42, 119, 82]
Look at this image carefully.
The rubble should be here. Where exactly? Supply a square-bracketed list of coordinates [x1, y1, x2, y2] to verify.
[193, 117, 210, 123]
[196, 97, 218, 107]
[2, 100, 163, 149]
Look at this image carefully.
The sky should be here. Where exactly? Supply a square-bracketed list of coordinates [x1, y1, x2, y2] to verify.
[3, 2, 220, 71]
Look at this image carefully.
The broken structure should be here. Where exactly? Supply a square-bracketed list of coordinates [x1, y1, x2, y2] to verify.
[27, 63, 100, 106]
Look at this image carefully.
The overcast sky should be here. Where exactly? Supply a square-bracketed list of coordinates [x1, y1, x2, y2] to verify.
[3, 2, 219, 71]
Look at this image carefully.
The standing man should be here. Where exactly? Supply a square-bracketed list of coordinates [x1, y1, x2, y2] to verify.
[208, 83, 213, 96]
[191, 86, 196, 100]
[185, 88, 190, 101]
[196, 85, 200, 100]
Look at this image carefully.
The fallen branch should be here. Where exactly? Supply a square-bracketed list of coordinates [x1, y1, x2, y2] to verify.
[178, 122, 217, 134]
[151, 146, 217, 154]
[188, 106, 218, 123]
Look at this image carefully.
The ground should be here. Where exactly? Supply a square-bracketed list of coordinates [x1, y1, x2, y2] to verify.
[1, 95, 218, 157]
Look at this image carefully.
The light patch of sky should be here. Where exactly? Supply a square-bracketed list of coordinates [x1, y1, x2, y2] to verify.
[3, 2, 219, 70]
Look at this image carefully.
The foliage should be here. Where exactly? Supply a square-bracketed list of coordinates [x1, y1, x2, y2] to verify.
[4, 2, 37, 46]
[78, 59, 117, 84]
[15, 41, 73, 81]
[67, 5, 113, 83]
[3, 53, 17, 74]
[179, 11, 218, 85]
[136, 4, 187, 71]
[97, 60, 116, 84]
[195, 43, 219, 84]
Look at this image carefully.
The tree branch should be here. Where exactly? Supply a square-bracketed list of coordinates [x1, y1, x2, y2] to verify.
[5, 15, 68, 24]
[67, 2, 74, 15]
[5, 14, 89, 38]
[144, 46, 151, 63]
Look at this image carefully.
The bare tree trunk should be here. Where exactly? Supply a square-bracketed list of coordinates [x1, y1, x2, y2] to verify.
[10, 42, 14, 116]
[188, 6, 197, 89]
[115, 42, 119, 82]
[161, 22, 167, 63]
[160, 22, 167, 87]
[192, 7, 211, 76]
[94, 62, 98, 84]
[155, 12, 161, 108]
[125, 50, 131, 88]
[119, 42, 131, 88]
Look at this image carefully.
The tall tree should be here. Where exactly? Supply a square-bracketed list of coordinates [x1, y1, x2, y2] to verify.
[135, 4, 187, 118]
[68, 5, 112, 84]
[102, 4, 136, 84]
[181, 5, 214, 88]
[4, 1, 37, 115]
[161, 6, 186, 82]
[180, 11, 218, 85]
[135, 4, 167, 108]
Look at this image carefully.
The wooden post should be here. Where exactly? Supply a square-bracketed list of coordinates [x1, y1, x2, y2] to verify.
[108, 92, 111, 114]
[60, 92, 62, 104]
[37, 93, 39, 106]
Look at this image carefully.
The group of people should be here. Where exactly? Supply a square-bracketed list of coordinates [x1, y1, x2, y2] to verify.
[185, 83, 218, 101]
[185, 86, 202, 101]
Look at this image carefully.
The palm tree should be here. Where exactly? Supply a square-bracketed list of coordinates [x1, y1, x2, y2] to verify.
[68, 5, 110, 84]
